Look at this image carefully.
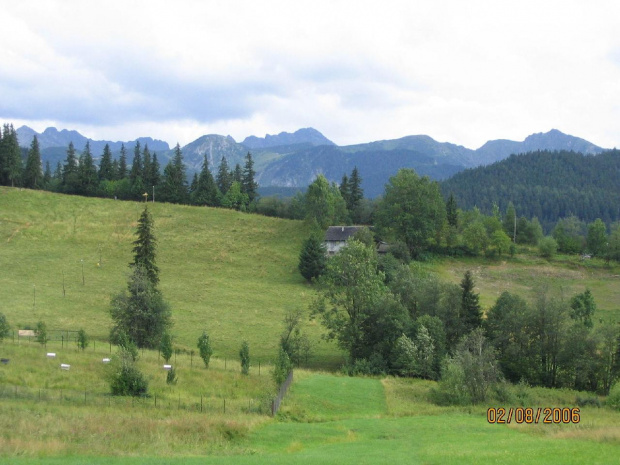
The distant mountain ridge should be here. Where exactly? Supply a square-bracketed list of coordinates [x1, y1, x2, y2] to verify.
[241, 128, 334, 149]
[16, 126, 170, 154]
[14, 125, 607, 198]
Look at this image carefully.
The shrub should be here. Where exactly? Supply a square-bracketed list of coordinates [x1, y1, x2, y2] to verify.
[239, 341, 250, 375]
[197, 330, 213, 368]
[538, 236, 558, 259]
[35, 321, 47, 345]
[108, 349, 148, 397]
[76, 329, 88, 351]
[0, 313, 10, 342]
[606, 382, 620, 410]
[273, 346, 292, 386]
[166, 366, 178, 385]
[160, 332, 173, 363]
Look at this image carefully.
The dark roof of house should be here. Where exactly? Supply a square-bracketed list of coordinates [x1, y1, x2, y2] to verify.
[324, 226, 365, 241]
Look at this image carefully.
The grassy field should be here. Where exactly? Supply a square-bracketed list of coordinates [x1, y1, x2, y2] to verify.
[1, 371, 618, 464]
[0, 187, 342, 367]
[2, 187, 620, 463]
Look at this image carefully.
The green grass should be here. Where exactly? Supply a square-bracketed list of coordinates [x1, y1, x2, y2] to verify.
[0, 187, 342, 366]
[2, 372, 619, 464]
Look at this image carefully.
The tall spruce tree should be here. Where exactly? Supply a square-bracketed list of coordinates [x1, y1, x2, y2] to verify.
[2, 124, 22, 187]
[241, 152, 258, 202]
[23, 135, 42, 189]
[43, 160, 52, 186]
[132, 206, 159, 286]
[446, 193, 458, 228]
[191, 155, 219, 206]
[142, 144, 152, 186]
[339, 174, 351, 208]
[216, 156, 232, 195]
[78, 141, 98, 196]
[62, 142, 79, 193]
[99, 144, 114, 181]
[298, 233, 327, 281]
[160, 144, 188, 204]
[232, 163, 243, 184]
[349, 167, 363, 211]
[117, 144, 128, 180]
[461, 270, 482, 333]
[129, 141, 143, 185]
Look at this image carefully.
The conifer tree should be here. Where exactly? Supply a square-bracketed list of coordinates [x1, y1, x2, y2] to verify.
[43, 160, 52, 186]
[129, 141, 143, 185]
[461, 270, 482, 333]
[2, 124, 22, 187]
[216, 156, 232, 195]
[349, 167, 363, 211]
[99, 144, 114, 181]
[339, 174, 350, 208]
[78, 141, 98, 196]
[160, 144, 188, 204]
[150, 153, 161, 188]
[63, 142, 79, 193]
[132, 206, 159, 286]
[298, 233, 327, 282]
[142, 144, 151, 186]
[242, 152, 258, 202]
[191, 155, 219, 206]
[446, 193, 458, 228]
[117, 144, 128, 180]
[23, 135, 42, 189]
[233, 163, 243, 184]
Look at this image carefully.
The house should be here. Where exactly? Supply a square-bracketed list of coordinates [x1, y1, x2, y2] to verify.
[324, 226, 389, 255]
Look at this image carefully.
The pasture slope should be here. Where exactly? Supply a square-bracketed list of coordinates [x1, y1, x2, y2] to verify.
[1, 187, 620, 463]
[0, 187, 340, 365]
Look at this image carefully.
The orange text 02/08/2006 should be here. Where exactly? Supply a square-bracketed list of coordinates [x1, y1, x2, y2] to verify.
[487, 407, 580, 424]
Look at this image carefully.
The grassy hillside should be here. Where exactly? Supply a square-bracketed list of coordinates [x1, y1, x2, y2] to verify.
[0, 187, 340, 365]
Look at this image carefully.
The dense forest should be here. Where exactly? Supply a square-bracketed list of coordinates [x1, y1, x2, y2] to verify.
[441, 150, 620, 231]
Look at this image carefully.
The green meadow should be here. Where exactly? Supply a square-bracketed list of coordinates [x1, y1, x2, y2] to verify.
[1, 187, 620, 463]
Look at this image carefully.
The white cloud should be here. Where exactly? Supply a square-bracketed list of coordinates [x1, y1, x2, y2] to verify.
[2, 0, 620, 148]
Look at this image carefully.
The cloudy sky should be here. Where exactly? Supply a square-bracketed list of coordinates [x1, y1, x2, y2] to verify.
[2, 0, 620, 149]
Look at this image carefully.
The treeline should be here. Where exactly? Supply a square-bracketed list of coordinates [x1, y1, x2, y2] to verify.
[0, 123, 258, 211]
[310, 236, 620, 400]
[441, 149, 620, 230]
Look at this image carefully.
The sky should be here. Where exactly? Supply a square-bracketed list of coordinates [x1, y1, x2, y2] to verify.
[2, 0, 620, 149]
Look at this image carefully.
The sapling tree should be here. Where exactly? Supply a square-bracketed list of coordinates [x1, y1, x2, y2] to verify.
[35, 321, 47, 345]
[240, 341, 250, 375]
[197, 330, 213, 368]
[160, 332, 173, 363]
[77, 329, 89, 351]
[0, 313, 10, 342]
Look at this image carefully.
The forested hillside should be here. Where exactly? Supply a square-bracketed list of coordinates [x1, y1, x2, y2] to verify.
[441, 150, 620, 230]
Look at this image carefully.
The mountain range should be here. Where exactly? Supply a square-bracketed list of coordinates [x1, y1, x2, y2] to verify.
[16, 126, 606, 198]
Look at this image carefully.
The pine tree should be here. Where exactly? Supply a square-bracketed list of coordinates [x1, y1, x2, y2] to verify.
[160, 144, 188, 204]
[233, 163, 243, 184]
[461, 270, 482, 333]
[142, 144, 151, 186]
[78, 141, 98, 196]
[129, 141, 143, 185]
[23, 135, 42, 189]
[62, 142, 79, 193]
[241, 152, 258, 202]
[117, 144, 128, 180]
[503, 201, 517, 242]
[132, 206, 159, 286]
[99, 144, 114, 181]
[446, 193, 458, 228]
[43, 160, 52, 186]
[2, 124, 22, 187]
[191, 155, 219, 206]
[349, 167, 363, 214]
[339, 174, 351, 208]
[150, 153, 161, 188]
[298, 234, 327, 281]
[216, 156, 232, 195]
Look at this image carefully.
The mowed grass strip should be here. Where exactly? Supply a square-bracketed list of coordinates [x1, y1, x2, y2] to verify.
[277, 371, 388, 421]
[0, 187, 341, 365]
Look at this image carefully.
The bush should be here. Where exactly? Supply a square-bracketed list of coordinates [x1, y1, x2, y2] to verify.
[538, 236, 558, 259]
[35, 321, 47, 345]
[429, 358, 471, 406]
[76, 329, 89, 351]
[606, 382, 620, 410]
[197, 330, 213, 368]
[576, 395, 601, 408]
[108, 349, 148, 397]
[0, 313, 10, 342]
[342, 353, 387, 376]
[166, 366, 178, 385]
[273, 346, 292, 386]
[160, 332, 173, 363]
[239, 341, 250, 375]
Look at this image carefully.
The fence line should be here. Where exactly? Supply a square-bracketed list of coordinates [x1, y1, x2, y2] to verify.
[271, 370, 293, 416]
[0, 384, 269, 415]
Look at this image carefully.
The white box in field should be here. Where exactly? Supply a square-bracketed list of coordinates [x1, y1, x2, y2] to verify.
[163, 364, 172, 370]
[60, 364, 70, 370]
[46, 353, 56, 358]
[102, 358, 111, 363]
